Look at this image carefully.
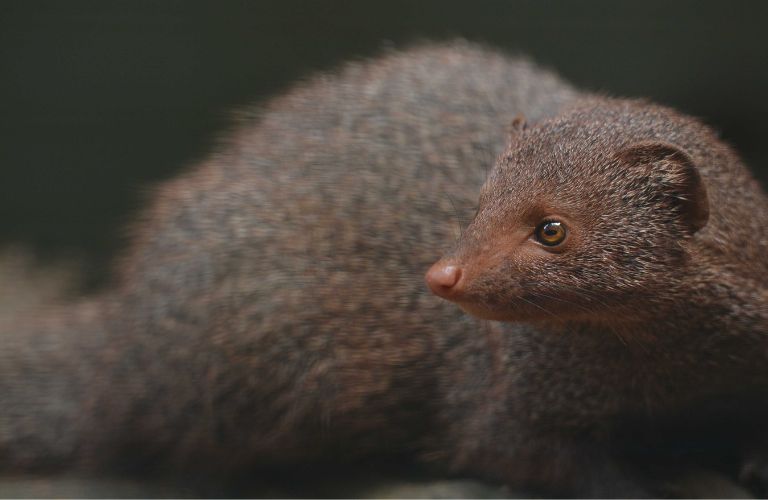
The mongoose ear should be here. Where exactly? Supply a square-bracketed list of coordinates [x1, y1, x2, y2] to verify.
[510, 114, 528, 132]
[507, 114, 528, 147]
[507, 114, 528, 141]
[618, 141, 710, 233]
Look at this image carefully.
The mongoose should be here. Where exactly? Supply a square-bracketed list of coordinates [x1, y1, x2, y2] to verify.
[0, 40, 765, 496]
[425, 98, 768, 495]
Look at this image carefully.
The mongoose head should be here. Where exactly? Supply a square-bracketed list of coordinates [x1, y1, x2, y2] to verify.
[426, 99, 710, 323]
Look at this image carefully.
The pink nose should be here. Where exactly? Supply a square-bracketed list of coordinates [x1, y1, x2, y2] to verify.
[425, 261, 463, 298]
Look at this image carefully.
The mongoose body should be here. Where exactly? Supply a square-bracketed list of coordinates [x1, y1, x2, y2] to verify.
[0, 41, 577, 475]
[2, 41, 767, 496]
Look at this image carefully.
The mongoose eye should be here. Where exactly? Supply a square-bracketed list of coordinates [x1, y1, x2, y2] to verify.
[535, 221, 566, 246]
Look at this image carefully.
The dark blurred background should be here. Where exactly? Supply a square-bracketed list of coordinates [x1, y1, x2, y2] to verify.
[2, 0, 767, 286]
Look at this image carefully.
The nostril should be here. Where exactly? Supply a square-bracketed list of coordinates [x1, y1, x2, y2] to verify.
[425, 262, 463, 296]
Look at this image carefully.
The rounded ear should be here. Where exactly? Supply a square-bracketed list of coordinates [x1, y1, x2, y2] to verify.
[510, 114, 527, 132]
[617, 141, 709, 233]
[507, 114, 527, 145]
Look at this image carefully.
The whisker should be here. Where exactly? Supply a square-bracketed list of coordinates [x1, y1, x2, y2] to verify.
[443, 191, 464, 240]
[550, 284, 612, 310]
[608, 325, 629, 347]
[527, 290, 598, 316]
[549, 286, 646, 345]
[517, 295, 562, 320]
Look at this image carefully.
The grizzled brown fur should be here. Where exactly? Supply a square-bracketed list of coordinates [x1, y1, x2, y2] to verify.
[1, 40, 767, 497]
[0, 41, 576, 478]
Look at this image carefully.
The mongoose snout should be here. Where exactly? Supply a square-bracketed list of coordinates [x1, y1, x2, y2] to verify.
[424, 261, 463, 299]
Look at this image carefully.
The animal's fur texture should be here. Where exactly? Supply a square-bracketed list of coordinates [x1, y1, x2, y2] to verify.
[2, 41, 766, 497]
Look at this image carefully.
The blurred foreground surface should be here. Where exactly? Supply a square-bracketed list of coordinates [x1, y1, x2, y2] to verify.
[0, 472, 752, 498]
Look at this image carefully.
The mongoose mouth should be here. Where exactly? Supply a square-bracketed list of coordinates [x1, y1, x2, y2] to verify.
[455, 301, 525, 322]
[424, 259, 562, 321]
[425, 259, 534, 321]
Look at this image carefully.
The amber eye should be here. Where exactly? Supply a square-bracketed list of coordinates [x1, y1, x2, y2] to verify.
[535, 221, 566, 246]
